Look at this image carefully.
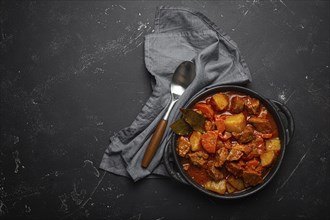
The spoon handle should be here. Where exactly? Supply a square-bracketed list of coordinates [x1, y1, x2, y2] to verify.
[142, 119, 168, 168]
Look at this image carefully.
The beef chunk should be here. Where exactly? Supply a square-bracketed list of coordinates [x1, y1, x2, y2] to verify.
[258, 106, 268, 118]
[232, 125, 255, 143]
[219, 131, 232, 141]
[225, 162, 244, 177]
[215, 147, 229, 167]
[207, 161, 224, 181]
[248, 116, 273, 133]
[245, 97, 260, 115]
[232, 144, 252, 155]
[227, 148, 244, 161]
[231, 96, 245, 113]
[242, 148, 259, 161]
[246, 136, 266, 156]
[176, 136, 191, 157]
[242, 169, 263, 187]
[224, 140, 232, 149]
[188, 151, 209, 167]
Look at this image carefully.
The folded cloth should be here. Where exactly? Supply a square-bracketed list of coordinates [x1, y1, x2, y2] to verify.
[100, 6, 252, 181]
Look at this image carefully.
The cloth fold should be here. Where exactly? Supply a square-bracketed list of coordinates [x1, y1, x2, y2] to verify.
[100, 6, 251, 181]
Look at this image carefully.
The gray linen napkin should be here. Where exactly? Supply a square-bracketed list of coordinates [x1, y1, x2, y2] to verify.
[100, 6, 252, 181]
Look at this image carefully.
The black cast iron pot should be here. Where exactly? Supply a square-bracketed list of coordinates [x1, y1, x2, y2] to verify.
[164, 85, 295, 199]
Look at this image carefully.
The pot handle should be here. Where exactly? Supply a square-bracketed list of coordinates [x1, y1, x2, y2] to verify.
[270, 100, 295, 145]
[163, 139, 188, 185]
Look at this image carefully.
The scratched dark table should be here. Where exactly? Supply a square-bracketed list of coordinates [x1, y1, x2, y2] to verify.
[1, 1, 329, 219]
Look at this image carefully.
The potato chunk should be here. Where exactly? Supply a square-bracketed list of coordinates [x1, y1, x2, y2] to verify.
[210, 93, 229, 111]
[226, 183, 236, 193]
[266, 137, 281, 152]
[190, 131, 202, 151]
[260, 150, 276, 167]
[204, 180, 227, 194]
[224, 113, 246, 133]
[227, 175, 245, 191]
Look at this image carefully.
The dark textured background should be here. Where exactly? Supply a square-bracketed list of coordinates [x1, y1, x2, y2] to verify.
[0, 1, 329, 219]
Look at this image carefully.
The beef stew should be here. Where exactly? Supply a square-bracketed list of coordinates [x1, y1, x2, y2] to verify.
[171, 91, 281, 195]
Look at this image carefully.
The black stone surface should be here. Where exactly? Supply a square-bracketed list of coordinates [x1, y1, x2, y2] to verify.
[0, 1, 329, 219]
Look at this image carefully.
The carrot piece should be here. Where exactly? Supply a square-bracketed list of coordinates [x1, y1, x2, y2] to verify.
[201, 131, 218, 153]
[194, 103, 214, 120]
[214, 116, 225, 133]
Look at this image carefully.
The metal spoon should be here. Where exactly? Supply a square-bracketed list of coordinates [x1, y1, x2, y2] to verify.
[142, 61, 196, 168]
